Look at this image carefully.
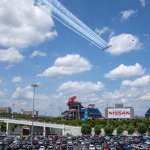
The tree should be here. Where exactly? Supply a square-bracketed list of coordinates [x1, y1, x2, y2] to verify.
[117, 125, 124, 135]
[123, 124, 128, 131]
[138, 123, 147, 135]
[128, 125, 135, 135]
[99, 124, 104, 130]
[148, 125, 150, 133]
[94, 125, 101, 135]
[89, 120, 95, 127]
[114, 121, 121, 128]
[0, 122, 6, 132]
[107, 120, 115, 126]
[81, 123, 92, 135]
[104, 124, 113, 135]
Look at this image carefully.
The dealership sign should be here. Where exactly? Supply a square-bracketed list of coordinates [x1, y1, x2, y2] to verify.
[108, 108, 131, 118]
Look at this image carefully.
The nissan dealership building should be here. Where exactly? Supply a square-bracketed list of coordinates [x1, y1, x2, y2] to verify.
[105, 104, 134, 119]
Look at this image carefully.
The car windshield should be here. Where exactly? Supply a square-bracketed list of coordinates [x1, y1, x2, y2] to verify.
[0, 136, 5, 140]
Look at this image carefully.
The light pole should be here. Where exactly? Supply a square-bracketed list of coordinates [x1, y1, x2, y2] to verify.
[106, 99, 108, 126]
[31, 83, 38, 145]
[12, 103, 15, 118]
[106, 102, 108, 126]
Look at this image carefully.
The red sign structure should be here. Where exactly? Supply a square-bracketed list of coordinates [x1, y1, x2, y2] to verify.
[67, 96, 77, 108]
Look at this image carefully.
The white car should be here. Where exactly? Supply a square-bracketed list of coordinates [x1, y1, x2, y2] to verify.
[145, 140, 150, 145]
[39, 145, 45, 150]
[89, 144, 95, 150]
[95, 144, 102, 150]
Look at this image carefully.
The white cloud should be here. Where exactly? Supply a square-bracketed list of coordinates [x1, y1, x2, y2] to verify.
[139, 0, 145, 7]
[119, 75, 150, 106]
[0, 79, 3, 84]
[0, 91, 5, 97]
[12, 85, 61, 115]
[102, 90, 129, 104]
[12, 86, 33, 100]
[140, 94, 150, 100]
[95, 26, 109, 36]
[11, 75, 150, 116]
[105, 63, 145, 80]
[103, 87, 150, 114]
[0, 47, 24, 63]
[0, 0, 56, 48]
[58, 81, 104, 93]
[12, 76, 22, 84]
[122, 75, 150, 87]
[38, 54, 92, 77]
[30, 50, 47, 58]
[102, 75, 150, 115]
[46, 30, 57, 39]
[5, 64, 15, 69]
[57, 81, 105, 108]
[104, 90, 124, 100]
[107, 33, 141, 55]
[95, 26, 115, 38]
[120, 9, 137, 21]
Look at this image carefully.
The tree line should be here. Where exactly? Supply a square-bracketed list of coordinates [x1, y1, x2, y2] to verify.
[0, 112, 149, 135]
[81, 122, 149, 136]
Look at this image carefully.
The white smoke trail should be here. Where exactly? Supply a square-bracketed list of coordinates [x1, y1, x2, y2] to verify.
[36, 0, 109, 49]
[49, 2, 105, 48]
[49, 0, 108, 46]
[49, 1, 107, 47]
[52, 15, 102, 49]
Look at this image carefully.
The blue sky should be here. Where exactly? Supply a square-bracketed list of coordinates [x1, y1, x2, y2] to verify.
[0, 0, 150, 116]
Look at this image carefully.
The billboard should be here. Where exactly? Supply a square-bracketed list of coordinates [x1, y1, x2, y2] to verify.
[107, 108, 131, 119]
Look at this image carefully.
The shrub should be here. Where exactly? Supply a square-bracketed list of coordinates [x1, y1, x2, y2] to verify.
[81, 123, 92, 135]
[138, 123, 147, 135]
[94, 125, 101, 135]
[128, 125, 135, 135]
[104, 124, 113, 135]
[117, 125, 124, 135]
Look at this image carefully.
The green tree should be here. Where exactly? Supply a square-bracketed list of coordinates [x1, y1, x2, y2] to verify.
[114, 121, 121, 128]
[148, 125, 150, 133]
[104, 124, 113, 135]
[107, 120, 115, 126]
[89, 120, 95, 127]
[81, 123, 92, 135]
[138, 123, 147, 135]
[117, 125, 124, 135]
[123, 124, 128, 131]
[0, 122, 6, 132]
[128, 125, 135, 135]
[94, 125, 101, 135]
[99, 124, 104, 130]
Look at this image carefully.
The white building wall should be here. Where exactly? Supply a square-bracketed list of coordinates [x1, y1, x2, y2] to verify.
[63, 125, 82, 136]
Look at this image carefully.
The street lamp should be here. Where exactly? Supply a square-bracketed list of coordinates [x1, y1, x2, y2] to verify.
[30, 83, 38, 145]
[12, 103, 15, 118]
[106, 102, 108, 126]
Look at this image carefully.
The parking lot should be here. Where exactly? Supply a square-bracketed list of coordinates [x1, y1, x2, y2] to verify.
[0, 134, 150, 150]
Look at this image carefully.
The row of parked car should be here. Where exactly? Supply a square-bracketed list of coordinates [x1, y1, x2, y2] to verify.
[0, 134, 150, 150]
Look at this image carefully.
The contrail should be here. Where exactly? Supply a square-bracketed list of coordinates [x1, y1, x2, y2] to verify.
[46, 1, 104, 48]
[52, 15, 102, 49]
[35, 0, 109, 49]
[45, 0, 106, 48]
[36, 0, 108, 48]
[49, 0, 108, 46]
[49, 0, 108, 48]
[50, 4, 107, 48]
